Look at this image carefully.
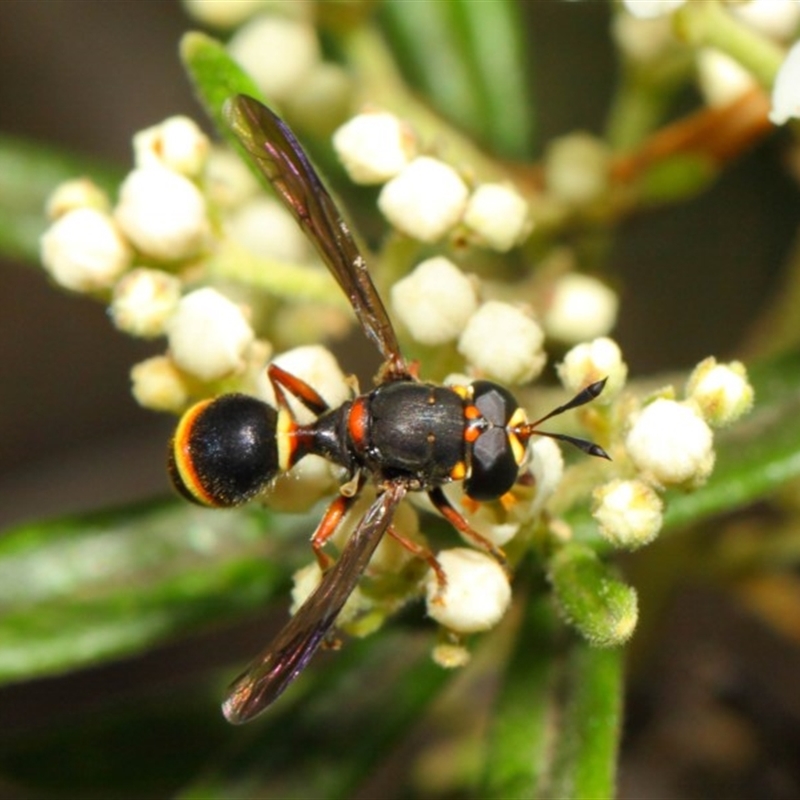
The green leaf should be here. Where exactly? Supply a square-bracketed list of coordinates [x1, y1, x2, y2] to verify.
[480, 594, 622, 799]
[638, 152, 717, 204]
[545, 642, 622, 800]
[0, 499, 318, 684]
[180, 31, 264, 148]
[0, 136, 121, 263]
[378, 0, 535, 158]
[479, 595, 557, 799]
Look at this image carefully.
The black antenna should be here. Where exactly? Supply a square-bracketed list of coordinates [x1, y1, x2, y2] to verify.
[513, 378, 611, 460]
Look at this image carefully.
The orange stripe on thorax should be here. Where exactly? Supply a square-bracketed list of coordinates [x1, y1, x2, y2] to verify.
[347, 396, 370, 451]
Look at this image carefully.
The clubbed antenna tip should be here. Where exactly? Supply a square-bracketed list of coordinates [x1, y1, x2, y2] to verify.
[514, 378, 611, 460]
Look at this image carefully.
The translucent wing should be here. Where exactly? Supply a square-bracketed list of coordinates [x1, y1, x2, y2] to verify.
[225, 95, 408, 378]
[222, 484, 407, 724]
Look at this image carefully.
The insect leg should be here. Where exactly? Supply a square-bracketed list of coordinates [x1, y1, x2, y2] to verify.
[428, 487, 509, 573]
[268, 362, 331, 415]
[386, 526, 448, 600]
[310, 492, 361, 571]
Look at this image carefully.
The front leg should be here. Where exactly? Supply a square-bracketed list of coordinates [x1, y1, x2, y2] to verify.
[428, 487, 509, 573]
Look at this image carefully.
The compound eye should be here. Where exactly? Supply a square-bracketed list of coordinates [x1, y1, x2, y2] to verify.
[463, 427, 519, 502]
[169, 394, 279, 507]
[471, 381, 519, 426]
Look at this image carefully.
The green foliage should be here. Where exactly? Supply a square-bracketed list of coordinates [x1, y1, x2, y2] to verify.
[0, 136, 120, 263]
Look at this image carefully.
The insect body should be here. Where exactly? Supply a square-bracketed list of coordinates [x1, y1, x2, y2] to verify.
[168, 95, 609, 724]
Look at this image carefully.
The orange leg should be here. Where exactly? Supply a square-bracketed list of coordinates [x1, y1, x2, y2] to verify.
[387, 526, 448, 599]
[428, 487, 509, 573]
[268, 362, 330, 415]
[310, 493, 358, 571]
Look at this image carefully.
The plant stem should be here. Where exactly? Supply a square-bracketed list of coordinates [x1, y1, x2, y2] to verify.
[674, 0, 785, 88]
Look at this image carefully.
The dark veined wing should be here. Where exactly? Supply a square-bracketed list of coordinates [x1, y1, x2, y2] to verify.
[222, 483, 407, 724]
[225, 94, 408, 378]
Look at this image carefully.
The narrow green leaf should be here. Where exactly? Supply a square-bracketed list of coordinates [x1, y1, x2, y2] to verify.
[180, 31, 264, 145]
[0, 500, 317, 683]
[379, 1, 482, 141]
[638, 152, 717, 204]
[454, 0, 535, 158]
[546, 643, 623, 800]
[480, 593, 623, 799]
[0, 136, 121, 263]
[479, 594, 559, 799]
[379, 0, 535, 157]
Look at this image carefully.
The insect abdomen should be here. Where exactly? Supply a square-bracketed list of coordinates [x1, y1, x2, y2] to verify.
[169, 394, 279, 507]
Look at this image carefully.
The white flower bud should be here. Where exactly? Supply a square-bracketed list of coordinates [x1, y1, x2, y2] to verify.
[545, 133, 610, 206]
[206, 147, 261, 209]
[558, 337, 628, 401]
[267, 454, 342, 513]
[390, 257, 478, 346]
[626, 398, 715, 487]
[282, 62, 353, 133]
[592, 478, 663, 550]
[290, 561, 322, 615]
[458, 301, 546, 385]
[425, 548, 511, 633]
[612, 13, 674, 63]
[730, 0, 800, 42]
[378, 156, 469, 243]
[770, 40, 800, 125]
[229, 15, 320, 102]
[333, 111, 415, 185]
[45, 178, 109, 220]
[530, 437, 565, 515]
[40, 207, 132, 292]
[167, 288, 255, 381]
[544, 274, 619, 343]
[443, 483, 521, 547]
[368, 500, 421, 575]
[697, 49, 756, 108]
[133, 116, 210, 177]
[110, 268, 181, 338]
[290, 561, 369, 626]
[227, 197, 310, 263]
[621, 0, 686, 19]
[115, 167, 210, 261]
[262, 345, 351, 421]
[685, 357, 754, 427]
[130, 355, 191, 413]
[463, 183, 531, 252]
[182, 0, 265, 29]
[431, 642, 471, 669]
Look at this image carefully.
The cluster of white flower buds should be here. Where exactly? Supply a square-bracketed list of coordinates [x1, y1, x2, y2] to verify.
[583, 351, 753, 551]
[613, 0, 800, 124]
[41, 115, 213, 292]
[39, 115, 277, 415]
[388, 255, 553, 387]
[223, 9, 352, 130]
[37, 1, 762, 666]
[332, 109, 531, 251]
